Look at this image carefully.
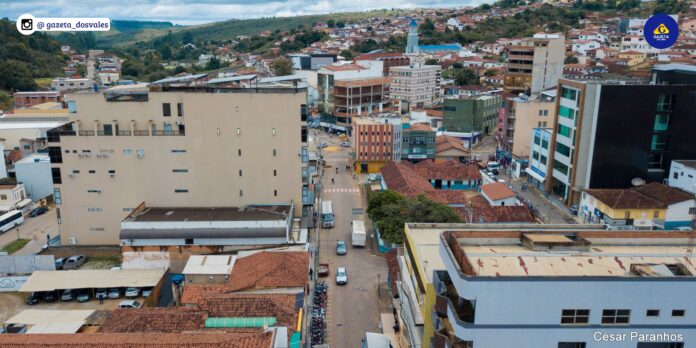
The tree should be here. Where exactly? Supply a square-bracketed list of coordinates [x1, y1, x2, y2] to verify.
[271, 57, 294, 76]
[206, 57, 222, 70]
[336, 21, 345, 28]
[340, 50, 354, 59]
[182, 32, 194, 44]
[425, 58, 439, 65]
[564, 55, 579, 64]
[0, 61, 37, 91]
[446, 68, 478, 86]
[452, 62, 464, 69]
[0, 91, 11, 112]
[484, 69, 497, 76]
[327, 19, 336, 28]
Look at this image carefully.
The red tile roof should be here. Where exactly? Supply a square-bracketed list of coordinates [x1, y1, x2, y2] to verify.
[435, 135, 469, 154]
[196, 293, 299, 332]
[634, 182, 694, 206]
[322, 64, 362, 71]
[460, 205, 536, 223]
[586, 182, 693, 209]
[410, 160, 481, 181]
[227, 252, 309, 292]
[99, 308, 207, 333]
[0, 332, 273, 347]
[481, 182, 516, 201]
[407, 123, 433, 132]
[181, 284, 229, 305]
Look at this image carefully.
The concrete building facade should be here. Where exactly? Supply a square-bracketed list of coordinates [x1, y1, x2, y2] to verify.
[47, 86, 308, 245]
[15, 154, 53, 201]
[401, 123, 436, 162]
[504, 33, 565, 95]
[442, 95, 502, 135]
[504, 90, 556, 157]
[389, 64, 442, 109]
[352, 117, 401, 173]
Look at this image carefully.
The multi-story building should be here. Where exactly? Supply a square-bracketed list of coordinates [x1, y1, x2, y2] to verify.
[0, 181, 30, 213]
[351, 117, 401, 173]
[12, 91, 63, 108]
[15, 154, 53, 201]
[287, 53, 337, 71]
[401, 123, 436, 162]
[389, 64, 442, 109]
[503, 89, 556, 157]
[546, 66, 696, 206]
[504, 33, 565, 95]
[442, 94, 502, 135]
[435, 226, 696, 348]
[47, 80, 309, 245]
[317, 61, 390, 134]
[51, 78, 92, 92]
[526, 127, 552, 190]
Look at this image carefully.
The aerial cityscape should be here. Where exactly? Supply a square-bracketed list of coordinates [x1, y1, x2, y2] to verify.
[0, 0, 696, 347]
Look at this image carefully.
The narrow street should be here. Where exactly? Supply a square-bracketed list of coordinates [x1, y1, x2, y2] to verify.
[498, 171, 578, 224]
[313, 130, 388, 347]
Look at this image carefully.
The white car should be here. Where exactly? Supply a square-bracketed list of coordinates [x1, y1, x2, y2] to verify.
[335, 267, 347, 285]
[125, 287, 140, 298]
[340, 141, 350, 147]
[119, 300, 142, 308]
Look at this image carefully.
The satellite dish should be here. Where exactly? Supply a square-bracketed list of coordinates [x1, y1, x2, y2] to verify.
[631, 177, 645, 186]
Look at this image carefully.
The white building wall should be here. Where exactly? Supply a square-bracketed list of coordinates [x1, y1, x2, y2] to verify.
[15, 155, 53, 200]
[668, 161, 696, 194]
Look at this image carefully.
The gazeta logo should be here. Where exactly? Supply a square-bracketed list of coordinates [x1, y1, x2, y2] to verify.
[644, 14, 679, 49]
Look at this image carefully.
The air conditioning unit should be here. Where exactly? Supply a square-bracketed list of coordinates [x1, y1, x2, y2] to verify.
[137, 153, 144, 158]
[69, 237, 77, 245]
[78, 154, 84, 158]
[109, 174, 115, 178]
[85, 153, 91, 157]
[69, 174, 76, 178]
[96, 154, 103, 158]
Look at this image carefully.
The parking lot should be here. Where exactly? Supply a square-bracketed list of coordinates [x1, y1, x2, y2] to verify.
[0, 292, 124, 323]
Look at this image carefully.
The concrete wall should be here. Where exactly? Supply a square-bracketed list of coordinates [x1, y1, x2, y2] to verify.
[512, 100, 556, 157]
[669, 161, 696, 194]
[53, 91, 306, 245]
[15, 155, 53, 200]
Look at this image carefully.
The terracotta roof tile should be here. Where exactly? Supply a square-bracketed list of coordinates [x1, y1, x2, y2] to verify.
[410, 160, 481, 181]
[584, 189, 663, 209]
[481, 182, 516, 201]
[407, 123, 434, 132]
[181, 284, 229, 305]
[634, 182, 694, 206]
[196, 293, 299, 333]
[435, 135, 469, 153]
[0, 332, 273, 347]
[227, 252, 309, 292]
[99, 308, 207, 333]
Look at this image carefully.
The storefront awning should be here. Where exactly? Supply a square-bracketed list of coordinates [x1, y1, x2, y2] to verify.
[525, 167, 546, 183]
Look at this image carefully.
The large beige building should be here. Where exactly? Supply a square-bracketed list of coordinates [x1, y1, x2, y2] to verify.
[389, 64, 442, 109]
[505, 90, 557, 157]
[504, 33, 565, 95]
[48, 84, 309, 245]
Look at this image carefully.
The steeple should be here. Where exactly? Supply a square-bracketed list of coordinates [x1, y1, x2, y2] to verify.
[406, 18, 419, 54]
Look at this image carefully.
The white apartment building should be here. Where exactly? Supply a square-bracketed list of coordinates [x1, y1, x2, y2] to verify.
[668, 160, 696, 194]
[390, 64, 442, 109]
[48, 81, 309, 245]
[435, 227, 696, 348]
[526, 127, 552, 190]
[51, 78, 92, 92]
[15, 154, 53, 200]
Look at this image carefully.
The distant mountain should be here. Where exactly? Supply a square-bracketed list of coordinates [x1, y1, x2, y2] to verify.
[110, 20, 179, 32]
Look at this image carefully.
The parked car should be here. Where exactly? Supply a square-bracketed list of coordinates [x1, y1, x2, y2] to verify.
[63, 255, 86, 270]
[340, 141, 350, 148]
[336, 240, 347, 255]
[141, 287, 153, 297]
[29, 207, 48, 217]
[118, 300, 142, 308]
[76, 290, 91, 303]
[54, 258, 65, 270]
[335, 267, 348, 285]
[107, 288, 121, 299]
[319, 142, 328, 148]
[125, 287, 140, 298]
[95, 288, 107, 299]
[42, 291, 57, 302]
[676, 226, 693, 231]
[25, 292, 40, 305]
[60, 289, 74, 301]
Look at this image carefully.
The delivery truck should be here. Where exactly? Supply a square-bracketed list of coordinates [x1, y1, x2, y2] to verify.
[351, 220, 366, 247]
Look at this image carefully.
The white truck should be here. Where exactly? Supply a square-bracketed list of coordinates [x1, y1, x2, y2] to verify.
[351, 220, 366, 247]
[321, 201, 334, 228]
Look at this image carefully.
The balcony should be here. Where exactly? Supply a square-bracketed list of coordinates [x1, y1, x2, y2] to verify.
[434, 270, 475, 325]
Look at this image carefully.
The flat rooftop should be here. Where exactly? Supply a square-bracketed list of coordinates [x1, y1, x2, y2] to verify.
[443, 229, 696, 277]
[128, 205, 291, 222]
[405, 225, 447, 284]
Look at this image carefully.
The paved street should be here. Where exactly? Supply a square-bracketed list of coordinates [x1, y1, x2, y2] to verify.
[313, 130, 388, 347]
[499, 172, 578, 224]
[0, 208, 57, 255]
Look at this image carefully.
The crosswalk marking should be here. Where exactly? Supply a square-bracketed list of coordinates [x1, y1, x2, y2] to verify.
[323, 188, 360, 193]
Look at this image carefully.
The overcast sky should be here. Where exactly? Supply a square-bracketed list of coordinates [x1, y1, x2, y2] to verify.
[4, 0, 490, 25]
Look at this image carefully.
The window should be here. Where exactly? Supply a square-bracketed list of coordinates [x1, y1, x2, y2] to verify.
[558, 343, 586, 348]
[123, 149, 132, 155]
[177, 103, 183, 116]
[533, 151, 540, 161]
[51, 167, 62, 184]
[0, 195, 6, 200]
[185, 238, 193, 245]
[654, 114, 670, 131]
[557, 124, 572, 138]
[239, 170, 243, 177]
[67, 100, 77, 113]
[561, 87, 578, 101]
[557, 143, 571, 157]
[673, 172, 679, 179]
[87, 208, 103, 212]
[171, 149, 187, 153]
[554, 160, 569, 176]
[646, 309, 660, 317]
[540, 155, 547, 165]
[274, 190, 278, 197]
[174, 189, 189, 193]
[541, 138, 549, 149]
[534, 135, 541, 145]
[162, 103, 171, 116]
[653, 211, 660, 219]
[274, 170, 277, 176]
[657, 94, 674, 112]
[672, 310, 685, 317]
[602, 309, 630, 324]
[273, 149, 277, 156]
[54, 188, 61, 205]
[108, 170, 116, 175]
[625, 211, 631, 219]
[103, 124, 113, 136]
[89, 170, 96, 174]
[173, 169, 188, 173]
[238, 149, 242, 156]
[48, 146, 63, 164]
[239, 190, 243, 197]
[561, 309, 590, 325]
[559, 106, 575, 120]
